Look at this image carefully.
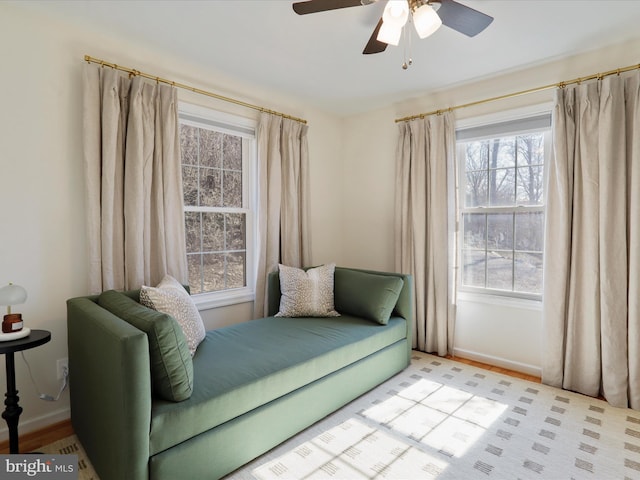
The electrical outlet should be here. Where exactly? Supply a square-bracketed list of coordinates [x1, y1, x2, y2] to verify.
[57, 358, 68, 380]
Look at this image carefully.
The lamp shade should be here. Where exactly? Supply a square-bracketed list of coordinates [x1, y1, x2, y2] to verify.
[382, 0, 409, 27]
[0, 283, 28, 307]
[377, 21, 403, 46]
[413, 3, 442, 39]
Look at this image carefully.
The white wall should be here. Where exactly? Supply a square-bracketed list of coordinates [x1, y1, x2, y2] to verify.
[0, 3, 344, 439]
[341, 109, 398, 272]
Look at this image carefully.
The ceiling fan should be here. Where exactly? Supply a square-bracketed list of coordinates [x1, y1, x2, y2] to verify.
[292, 0, 493, 55]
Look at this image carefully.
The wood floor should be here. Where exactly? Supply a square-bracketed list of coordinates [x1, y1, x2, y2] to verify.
[0, 355, 540, 454]
[446, 354, 541, 384]
[0, 419, 74, 454]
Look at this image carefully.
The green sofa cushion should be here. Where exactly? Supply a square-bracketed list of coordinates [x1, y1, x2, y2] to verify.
[148, 314, 407, 455]
[98, 290, 194, 402]
[334, 268, 404, 325]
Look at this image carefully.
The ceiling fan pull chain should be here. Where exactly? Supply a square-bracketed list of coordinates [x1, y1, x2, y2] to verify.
[408, 16, 413, 67]
[402, 17, 414, 70]
[402, 24, 409, 69]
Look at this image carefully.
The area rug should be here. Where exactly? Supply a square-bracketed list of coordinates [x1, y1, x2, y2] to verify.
[226, 351, 640, 479]
[37, 434, 98, 480]
[38, 351, 640, 479]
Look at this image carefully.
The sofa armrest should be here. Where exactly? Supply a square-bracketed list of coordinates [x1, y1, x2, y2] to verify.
[336, 267, 414, 361]
[266, 271, 281, 317]
[67, 297, 152, 480]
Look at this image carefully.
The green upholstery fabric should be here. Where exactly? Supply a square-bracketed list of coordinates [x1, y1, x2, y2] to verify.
[98, 290, 194, 402]
[149, 341, 408, 480]
[67, 296, 152, 480]
[334, 268, 404, 325]
[148, 314, 406, 455]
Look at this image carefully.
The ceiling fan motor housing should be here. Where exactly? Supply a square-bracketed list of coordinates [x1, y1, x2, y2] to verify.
[410, 0, 441, 11]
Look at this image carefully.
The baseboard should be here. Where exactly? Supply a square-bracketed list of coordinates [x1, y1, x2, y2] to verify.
[0, 407, 70, 442]
[452, 348, 542, 378]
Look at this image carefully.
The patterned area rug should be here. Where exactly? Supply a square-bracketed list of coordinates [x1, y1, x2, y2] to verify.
[226, 351, 640, 479]
[39, 352, 640, 479]
[37, 434, 98, 480]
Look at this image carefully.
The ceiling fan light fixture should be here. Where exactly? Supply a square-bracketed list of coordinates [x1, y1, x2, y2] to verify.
[412, 2, 442, 39]
[377, 20, 402, 46]
[382, 0, 410, 27]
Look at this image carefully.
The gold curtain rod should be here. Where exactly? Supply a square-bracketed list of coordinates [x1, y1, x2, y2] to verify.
[84, 55, 307, 125]
[395, 62, 640, 123]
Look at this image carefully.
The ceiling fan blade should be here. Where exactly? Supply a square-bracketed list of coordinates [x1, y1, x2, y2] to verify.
[437, 0, 494, 37]
[363, 17, 388, 54]
[293, 0, 364, 15]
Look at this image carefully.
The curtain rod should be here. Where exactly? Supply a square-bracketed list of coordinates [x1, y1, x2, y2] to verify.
[395, 62, 640, 123]
[84, 55, 307, 125]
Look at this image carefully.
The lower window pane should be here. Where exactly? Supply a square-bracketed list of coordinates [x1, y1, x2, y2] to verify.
[515, 212, 544, 251]
[486, 251, 513, 291]
[202, 212, 224, 252]
[203, 253, 225, 292]
[487, 213, 513, 250]
[187, 254, 203, 295]
[462, 250, 486, 288]
[514, 252, 543, 294]
[226, 252, 246, 289]
[184, 212, 201, 254]
[463, 213, 486, 249]
[225, 213, 246, 250]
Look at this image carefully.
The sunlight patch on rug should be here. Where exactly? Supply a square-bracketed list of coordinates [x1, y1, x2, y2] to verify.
[226, 352, 640, 480]
[250, 375, 508, 479]
[252, 418, 448, 479]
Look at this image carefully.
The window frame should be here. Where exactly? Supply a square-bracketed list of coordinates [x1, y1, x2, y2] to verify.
[456, 106, 552, 302]
[178, 102, 257, 310]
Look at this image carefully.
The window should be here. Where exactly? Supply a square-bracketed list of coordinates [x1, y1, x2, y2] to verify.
[457, 113, 551, 299]
[179, 104, 256, 306]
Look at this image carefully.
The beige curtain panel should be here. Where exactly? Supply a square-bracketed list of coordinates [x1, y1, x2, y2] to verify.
[543, 70, 640, 409]
[83, 64, 188, 293]
[254, 112, 311, 317]
[395, 113, 457, 356]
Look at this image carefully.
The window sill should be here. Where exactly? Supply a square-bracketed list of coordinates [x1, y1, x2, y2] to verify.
[191, 288, 254, 311]
[457, 290, 542, 311]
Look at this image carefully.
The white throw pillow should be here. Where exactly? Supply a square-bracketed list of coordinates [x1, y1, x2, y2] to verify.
[275, 263, 340, 318]
[140, 275, 206, 356]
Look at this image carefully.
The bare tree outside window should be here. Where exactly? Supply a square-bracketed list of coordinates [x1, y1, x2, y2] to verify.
[459, 130, 548, 297]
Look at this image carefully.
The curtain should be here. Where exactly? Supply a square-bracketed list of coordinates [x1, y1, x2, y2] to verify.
[254, 112, 311, 317]
[83, 64, 188, 293]
[395, 113, 457, 356]
[543, 70, 640, 409]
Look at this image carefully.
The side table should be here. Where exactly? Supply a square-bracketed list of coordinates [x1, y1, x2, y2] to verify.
[0, 329, 51, 453]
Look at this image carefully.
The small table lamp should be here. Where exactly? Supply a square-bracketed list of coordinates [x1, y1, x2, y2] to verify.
[0, 283, 27, 334]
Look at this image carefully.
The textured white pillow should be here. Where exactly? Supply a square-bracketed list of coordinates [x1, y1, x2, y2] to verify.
[140, 275, 206, 356]
[275, 263, 340, 318]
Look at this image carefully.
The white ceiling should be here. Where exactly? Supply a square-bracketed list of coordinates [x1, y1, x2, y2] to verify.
[13, 0, 640, 115]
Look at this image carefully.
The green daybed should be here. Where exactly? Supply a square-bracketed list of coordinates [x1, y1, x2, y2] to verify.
[66, 266, 413, 480]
